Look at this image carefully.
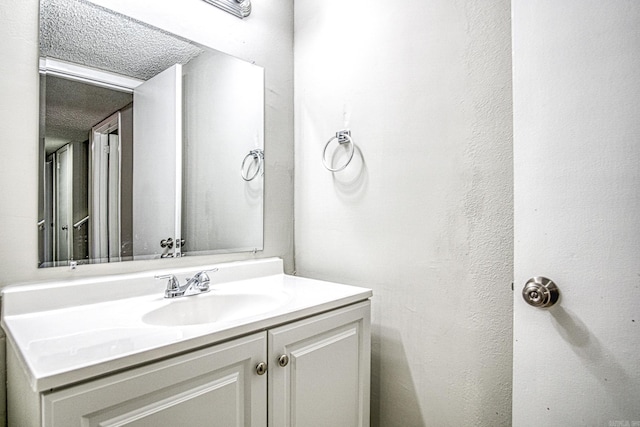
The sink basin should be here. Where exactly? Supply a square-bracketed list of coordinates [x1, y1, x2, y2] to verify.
[142, 291, 291, 326]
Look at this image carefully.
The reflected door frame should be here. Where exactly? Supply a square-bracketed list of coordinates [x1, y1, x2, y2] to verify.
[89, 112, 122, 263]
[53, 144, 73, 265]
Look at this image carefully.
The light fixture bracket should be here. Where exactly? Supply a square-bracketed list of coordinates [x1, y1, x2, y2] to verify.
[202, 0, 251, 19]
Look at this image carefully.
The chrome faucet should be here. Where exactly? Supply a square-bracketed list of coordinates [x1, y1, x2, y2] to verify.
[155, 268, 218, 299]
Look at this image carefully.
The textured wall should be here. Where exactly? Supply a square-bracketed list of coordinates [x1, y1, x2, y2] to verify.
[0, 0, 294, 287]
[2, 0, 513, 425]
[294, 0, 513, 425]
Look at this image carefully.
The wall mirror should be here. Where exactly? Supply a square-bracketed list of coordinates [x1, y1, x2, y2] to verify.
[38, 0, 265, 268]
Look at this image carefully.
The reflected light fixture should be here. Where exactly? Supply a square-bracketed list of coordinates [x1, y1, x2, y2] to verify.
[201, 0, 251, 19]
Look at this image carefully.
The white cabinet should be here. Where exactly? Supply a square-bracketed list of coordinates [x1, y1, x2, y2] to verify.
[268, 301, 370, 427]
[8, 301, 370, 427]
[42, 333, 267, 427]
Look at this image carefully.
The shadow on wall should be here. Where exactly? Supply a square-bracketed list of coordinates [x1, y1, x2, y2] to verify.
[371, 325, 426, 427]
[330, 145, 368, 202]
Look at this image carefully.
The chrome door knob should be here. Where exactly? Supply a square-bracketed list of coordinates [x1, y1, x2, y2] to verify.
[160, 238, 174, 249]
[522, 277, 559, 308]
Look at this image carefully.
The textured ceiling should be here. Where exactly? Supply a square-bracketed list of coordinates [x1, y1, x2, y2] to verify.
[43, 75, 132, 152]
[40, 0, 204, 80]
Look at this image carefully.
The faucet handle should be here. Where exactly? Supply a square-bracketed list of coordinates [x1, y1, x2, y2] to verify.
[155, 274, 180, 291]
[189, 268, 218, 291]
[192, 268, 219, 284]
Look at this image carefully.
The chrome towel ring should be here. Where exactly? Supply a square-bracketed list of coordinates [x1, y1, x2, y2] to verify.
[241, 148, 264, 181]
[322, 129, 355, 172]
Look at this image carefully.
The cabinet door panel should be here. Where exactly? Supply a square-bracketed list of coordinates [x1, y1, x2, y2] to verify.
[86, 370, 244, 427]
[43, 333, 266, 427]
[269, 301, 371, 427]
[290, 324, 360, 426]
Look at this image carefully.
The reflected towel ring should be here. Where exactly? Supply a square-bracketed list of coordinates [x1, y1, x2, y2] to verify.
[322, 129, 355, 172]
[241, 149, 264, 181]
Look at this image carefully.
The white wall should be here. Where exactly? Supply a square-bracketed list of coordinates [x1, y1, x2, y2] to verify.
[0, 0, 293, 286]
[294, 0, 513, 425]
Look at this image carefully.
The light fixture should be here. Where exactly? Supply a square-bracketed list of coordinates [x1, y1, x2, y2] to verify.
[201, 0, 251, 19]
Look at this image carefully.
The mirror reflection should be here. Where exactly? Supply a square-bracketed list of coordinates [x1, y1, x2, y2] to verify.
[38, 0, 264, 268]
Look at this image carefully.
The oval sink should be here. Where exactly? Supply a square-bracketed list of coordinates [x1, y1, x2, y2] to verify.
[142, 292, 290, 326]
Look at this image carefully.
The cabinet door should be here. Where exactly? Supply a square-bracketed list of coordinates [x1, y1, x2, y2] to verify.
[43, 333, 267, 427]
[268, 301, 371, 427]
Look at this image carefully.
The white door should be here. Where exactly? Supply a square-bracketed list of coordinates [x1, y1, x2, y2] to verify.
[133, 64, 182, 258]
[513, 2, 640, 426]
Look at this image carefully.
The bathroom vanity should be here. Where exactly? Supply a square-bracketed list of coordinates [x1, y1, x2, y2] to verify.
[1, 259, 371, 426]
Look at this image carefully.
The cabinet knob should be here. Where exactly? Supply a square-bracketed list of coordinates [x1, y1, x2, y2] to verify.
[256, 362, 267, 375]
[278, 354, 289, 367]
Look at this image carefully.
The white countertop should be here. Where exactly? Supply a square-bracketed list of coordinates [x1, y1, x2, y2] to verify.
[1, 259, 371, 392]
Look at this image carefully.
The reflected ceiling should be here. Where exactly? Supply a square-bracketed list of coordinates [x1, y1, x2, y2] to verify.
[40, 0, 203, 80]
[43, 76, 132, 152]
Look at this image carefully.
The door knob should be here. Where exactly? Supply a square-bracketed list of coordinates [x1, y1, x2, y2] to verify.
[160, 238, 174, 249]
[522, 277, 559, 308]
